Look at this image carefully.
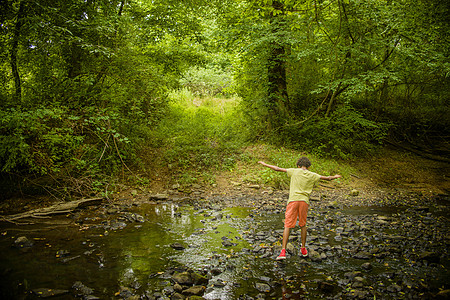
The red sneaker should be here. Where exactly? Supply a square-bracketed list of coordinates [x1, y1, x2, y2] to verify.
[276, 249, 286, 260]
[301, 247, 308, 257]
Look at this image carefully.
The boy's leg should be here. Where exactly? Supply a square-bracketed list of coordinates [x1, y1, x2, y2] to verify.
[283, 202, 300, 249]
[281, 227, 291, 249]
[277, 202, 299, 260]
[298, 202, 309, 249]
[300, 225, 307, 248]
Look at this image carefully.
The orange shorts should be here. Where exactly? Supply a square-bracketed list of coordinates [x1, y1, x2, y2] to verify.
[284, 201, 309, 228]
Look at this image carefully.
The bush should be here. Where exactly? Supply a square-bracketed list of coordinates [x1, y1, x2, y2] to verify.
[281, 106, 390, 159]
[0, 106, 132, 199]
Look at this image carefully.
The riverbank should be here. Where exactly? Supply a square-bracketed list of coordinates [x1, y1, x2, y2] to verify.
[1, 145, 449, 217]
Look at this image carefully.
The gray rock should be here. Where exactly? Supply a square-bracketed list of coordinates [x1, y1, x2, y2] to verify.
[387, 284, 402, 293]
[255, 282, 271, 293]
[171, 292, 185, 299]
[174, 283, 183, 292]
[209, 279, 226, 287]
[361, 262, 372, 271]
[170, 243, 186, 250]
[172, 272, 193, 285]
[182, 285, 205, 296]
[353, 251, 372, 260]
[222, 240, 234, 247]
[149, 193, 169, 201]
[14, 236, 33, 248]
[72, 281, 94, 296]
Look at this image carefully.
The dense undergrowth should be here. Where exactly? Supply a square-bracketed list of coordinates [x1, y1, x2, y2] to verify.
[138, 90, 357, 192]
[0, 90, 376, 200]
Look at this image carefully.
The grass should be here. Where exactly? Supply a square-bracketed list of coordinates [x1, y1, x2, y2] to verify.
[232, 144, 354, 189]
[145, 89, 356, 191]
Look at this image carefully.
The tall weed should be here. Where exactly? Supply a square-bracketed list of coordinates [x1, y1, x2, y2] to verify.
[153, 91, 247, 185]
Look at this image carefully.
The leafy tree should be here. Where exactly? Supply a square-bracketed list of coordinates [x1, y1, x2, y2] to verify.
[215, 0, 449, 157]
[0, 0, 209, 199]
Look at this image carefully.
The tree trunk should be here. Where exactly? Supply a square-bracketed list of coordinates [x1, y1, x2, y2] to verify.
[267, 1, 288, 128]
[325, 81, 341, 117]
[10, 0, 25, 103]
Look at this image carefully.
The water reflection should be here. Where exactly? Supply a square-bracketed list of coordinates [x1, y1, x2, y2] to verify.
[0, 202, 448, 299]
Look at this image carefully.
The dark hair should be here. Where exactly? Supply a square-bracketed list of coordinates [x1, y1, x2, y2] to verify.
[297, 157, 311, 168]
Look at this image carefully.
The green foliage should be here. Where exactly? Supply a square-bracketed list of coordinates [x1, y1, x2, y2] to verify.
[217, 0, 449, 148]
[180, 65, 235, 97]
[0, 0, 448, 199]
[0, 106, 132, 198]
[153, 92, 248, 185]
[280, 106, 390, 159]
[247, 144, 352, 189]
[0, 0, 211, 198]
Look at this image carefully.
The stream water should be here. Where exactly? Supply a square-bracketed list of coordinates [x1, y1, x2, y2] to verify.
[0, 200, 448, 299]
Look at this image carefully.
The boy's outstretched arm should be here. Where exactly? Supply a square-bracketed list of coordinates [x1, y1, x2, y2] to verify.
[320, 174, 342, 181]
[258, 161, 287, 172]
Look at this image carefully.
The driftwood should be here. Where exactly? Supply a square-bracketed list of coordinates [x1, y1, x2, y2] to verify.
[0, 197, 103, 223]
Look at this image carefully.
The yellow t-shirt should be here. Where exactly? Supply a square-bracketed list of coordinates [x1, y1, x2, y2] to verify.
[286, 168, 321, 205]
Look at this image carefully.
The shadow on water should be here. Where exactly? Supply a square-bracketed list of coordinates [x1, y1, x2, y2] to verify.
[0, 201, 449, 299]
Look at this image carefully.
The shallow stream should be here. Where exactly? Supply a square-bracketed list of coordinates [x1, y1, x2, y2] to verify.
[1, 200, 448, 299]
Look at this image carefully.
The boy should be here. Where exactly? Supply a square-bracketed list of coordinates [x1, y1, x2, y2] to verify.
[258, 157, 341, 260]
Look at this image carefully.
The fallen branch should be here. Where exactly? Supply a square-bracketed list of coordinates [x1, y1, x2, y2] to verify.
[0, 197, 103, 222]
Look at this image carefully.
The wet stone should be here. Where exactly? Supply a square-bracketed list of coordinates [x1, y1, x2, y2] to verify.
[170, 243, 186, 250]
[351, 189, 360, 196]
[190, 271, 208, 285]
[209, 279, 226, 287]
[210, 268, 222, 276]
[109, 221, 127, 230]
[436, 289, 450, 299]
[172, 272, 193, 285]
[255, 282, 271, 293]
[149, 193, 169, 201]
[171, 292, 185, 300]
[182, 285, 205, 296]
[14, 236, 33, 248]
[387, 284, 402, 293]
[353, 251, 372, 260]
[174, 283, 183, 292]
[361, 262, 372, 271]
[348, 289, 369, 299]
[222, 240, 234, 247]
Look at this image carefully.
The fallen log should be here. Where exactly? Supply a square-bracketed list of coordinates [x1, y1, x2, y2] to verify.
[0, 197, 104, 222]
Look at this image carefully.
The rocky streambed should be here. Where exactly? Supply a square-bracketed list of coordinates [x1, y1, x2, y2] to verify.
[0, 189, 449, 299]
